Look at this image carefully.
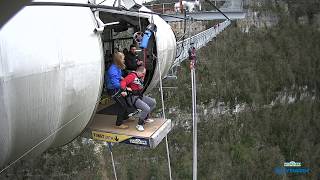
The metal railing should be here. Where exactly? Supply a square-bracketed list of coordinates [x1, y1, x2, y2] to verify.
[172, 19, 231, 68]
[144, 0, 243, 14]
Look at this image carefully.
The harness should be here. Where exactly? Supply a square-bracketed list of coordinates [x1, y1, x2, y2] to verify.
[111, 90, 128, 109]
[125, 72, 144, 109]
[128, 92, 142, 109]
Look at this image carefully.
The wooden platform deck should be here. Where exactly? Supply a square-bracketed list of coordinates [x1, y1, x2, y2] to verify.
[88, 114, 172, 148]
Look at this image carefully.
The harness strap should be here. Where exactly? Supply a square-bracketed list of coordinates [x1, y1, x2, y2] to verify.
[127, 72, 144, 89]
[124, 96, 130, 107]
[129, 94, 143, 109]
[124, 71, 144, 109]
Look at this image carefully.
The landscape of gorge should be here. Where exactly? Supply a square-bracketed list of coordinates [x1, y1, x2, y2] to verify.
[1, 0, 320, 179]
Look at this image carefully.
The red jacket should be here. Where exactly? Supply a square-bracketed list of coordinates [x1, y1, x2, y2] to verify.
[120, 72, 144, 91]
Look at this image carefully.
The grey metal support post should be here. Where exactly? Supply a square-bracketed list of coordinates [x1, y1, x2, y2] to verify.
[189, 42, 197, 180]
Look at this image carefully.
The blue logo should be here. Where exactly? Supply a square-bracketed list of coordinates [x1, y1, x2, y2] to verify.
[274, 161, 310, 175]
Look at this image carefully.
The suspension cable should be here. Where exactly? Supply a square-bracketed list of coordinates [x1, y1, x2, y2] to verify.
[156, 53, 172, 180]
[107, 143, 118, 180]
[204, 0, 231, 21]
[97, 0, 107, 5]
[175, 10, 188, 59]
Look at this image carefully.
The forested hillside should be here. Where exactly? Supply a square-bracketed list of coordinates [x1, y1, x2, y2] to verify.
[1, 1, 320, 179]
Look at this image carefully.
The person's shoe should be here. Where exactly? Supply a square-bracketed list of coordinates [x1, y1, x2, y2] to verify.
[116, 124, 129, 129]
[144, 118, 154, 123]
[136, 125, 144, 132]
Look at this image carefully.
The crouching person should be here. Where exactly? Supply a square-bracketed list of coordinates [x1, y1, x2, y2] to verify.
[105, 52, 129, 129]
[120, 66, 156, 132]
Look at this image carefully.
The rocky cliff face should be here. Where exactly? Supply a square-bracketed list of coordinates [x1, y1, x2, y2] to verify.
[169, 21, 207, 39]
[239, 0, 320, 30]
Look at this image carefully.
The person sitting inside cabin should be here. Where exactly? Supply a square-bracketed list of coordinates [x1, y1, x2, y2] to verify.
[120, 66, 156, 132]
[105, 52, 129, 129]
[123, 48, 128, 56]
[125, 44, 143, 71]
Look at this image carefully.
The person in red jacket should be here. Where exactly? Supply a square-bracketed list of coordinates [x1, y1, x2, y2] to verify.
[120, 66, 156, 131]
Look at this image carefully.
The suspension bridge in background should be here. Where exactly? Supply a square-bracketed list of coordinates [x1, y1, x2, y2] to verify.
[159, 0, 246, 79]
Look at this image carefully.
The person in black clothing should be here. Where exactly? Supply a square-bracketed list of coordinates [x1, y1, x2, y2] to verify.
[125, 44, 143, 71]
[123, 48, 128, 56]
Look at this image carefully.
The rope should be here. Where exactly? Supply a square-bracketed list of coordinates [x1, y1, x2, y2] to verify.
[107, 143, 118, 180]
[139, 10, 146, 67]
[112, 0, 117, 7]
[138, 9, 142, 32]
[165, 137, 172, 180]
[97, 0, 107, 5]
[151, 14, 154, 24]
[0, 106, 94, 174]
[156, 53, 172, 180]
